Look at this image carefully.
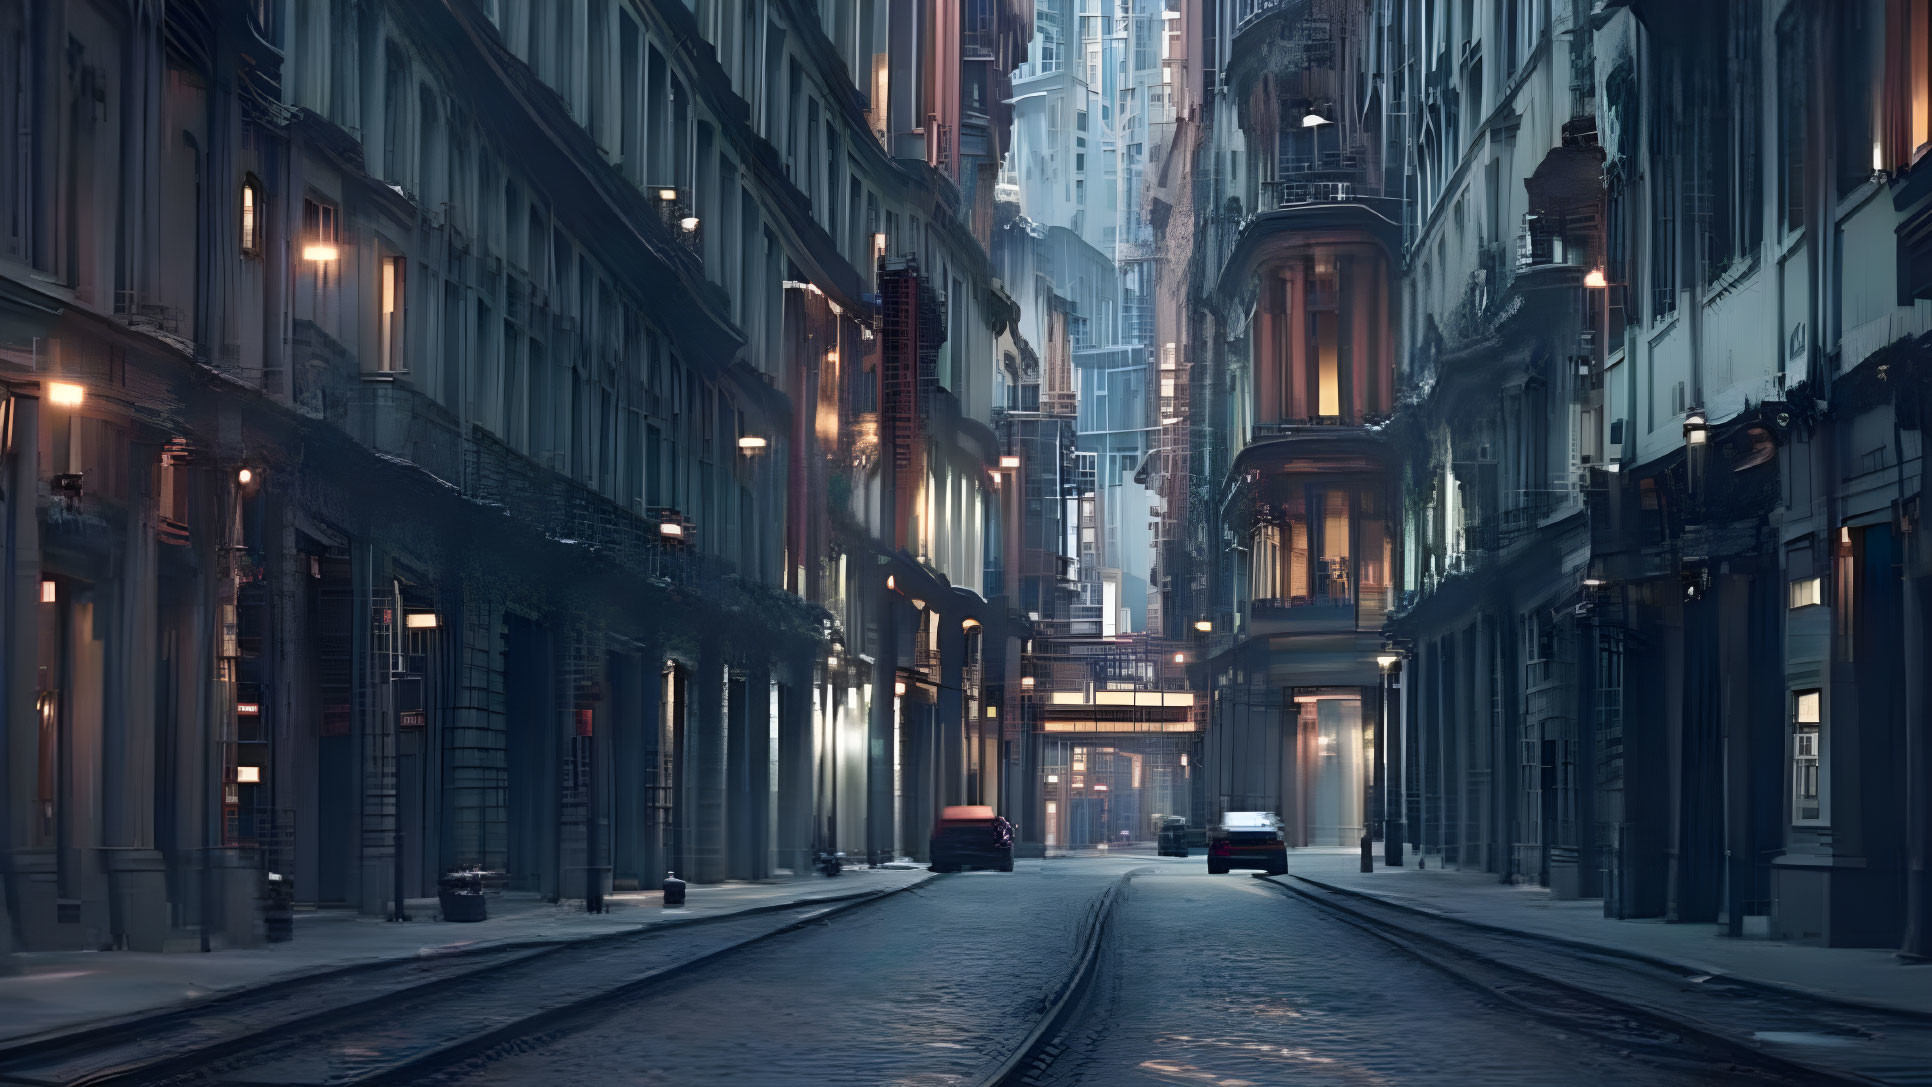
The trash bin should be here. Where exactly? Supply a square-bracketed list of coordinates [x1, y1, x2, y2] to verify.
[662, 871, 686, 907]
[263, 871, 295, 942]
[438, 868, 488, 923]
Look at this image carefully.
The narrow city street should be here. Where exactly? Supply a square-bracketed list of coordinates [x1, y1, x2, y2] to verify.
[8, 3, 1932, 1083]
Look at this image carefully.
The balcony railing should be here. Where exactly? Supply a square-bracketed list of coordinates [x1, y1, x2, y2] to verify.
[1461, 489, 1568, 552]
[1234, 0, 1301, 35]
[1262, 179, 1355, 208]
[463, 425, 751, 603]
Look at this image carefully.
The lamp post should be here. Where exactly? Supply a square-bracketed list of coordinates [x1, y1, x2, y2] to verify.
[1377, 652, 1403, 867]
[1302, 112, 1334, 174]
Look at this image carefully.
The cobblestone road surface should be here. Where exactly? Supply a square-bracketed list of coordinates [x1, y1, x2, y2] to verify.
[133, 855, 1873, 1086]
[1029, 860, 1749, 1086]
[419, 858, 1135, 1087]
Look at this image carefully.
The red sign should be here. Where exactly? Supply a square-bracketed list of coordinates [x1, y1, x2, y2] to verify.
[575, 709, 594, 737]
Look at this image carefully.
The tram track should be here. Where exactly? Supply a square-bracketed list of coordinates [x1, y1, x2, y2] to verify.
[1265, 874, 1931, 1086]
[0, 881, 930, 1087]
[3, 864, 1135, 1087]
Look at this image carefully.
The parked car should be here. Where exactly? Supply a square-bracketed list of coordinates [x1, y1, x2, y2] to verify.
[930, 805, 1015, 872]
[1157, 816, 1190, 857]
[1207, 811, 1286, 875]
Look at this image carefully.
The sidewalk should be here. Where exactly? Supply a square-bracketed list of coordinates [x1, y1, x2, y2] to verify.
[1284, 848, 1931, 1017]
[0, 866, 930, 1046]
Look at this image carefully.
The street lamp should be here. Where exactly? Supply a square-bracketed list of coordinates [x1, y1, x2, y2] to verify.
[1378, 650, 1405, 868]
[1684, 410, 1708, 446]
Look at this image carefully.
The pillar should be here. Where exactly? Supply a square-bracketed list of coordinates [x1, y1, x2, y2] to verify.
[104, 438, 167, 949]
[1384, 661, 1405, 866]
[1902, 572, 1932, 960]
[778, 651, 814, 873]
[3, 392, 43, 948]
[724, 670, 748, 879]
[866, 589, 898, 861]
[745, 659, 774, 880]
[691, 636, 727, 883]
[937, 613, 966, 806]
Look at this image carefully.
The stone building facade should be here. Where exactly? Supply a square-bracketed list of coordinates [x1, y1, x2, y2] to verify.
[0, 0, 1034, 952]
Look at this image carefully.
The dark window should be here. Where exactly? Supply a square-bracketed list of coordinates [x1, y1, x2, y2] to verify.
[1777, 11, 1809, 234]
[1837, 1, 1875, 196]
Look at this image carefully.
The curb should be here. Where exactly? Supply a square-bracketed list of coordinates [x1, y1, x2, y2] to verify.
[976, 873, 1130, 1087]
[1285, 871, 1932, 1024]
[0, 875, 930, 1074]
[1265, 876, 1879, 1087]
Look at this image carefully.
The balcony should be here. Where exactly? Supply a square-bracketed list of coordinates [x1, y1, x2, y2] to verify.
[1261, 179, 1355, 208]
[1243, 583, 1393, 637]
[1459, 489, 1578, 553]
[1233, 0, 1308, 38]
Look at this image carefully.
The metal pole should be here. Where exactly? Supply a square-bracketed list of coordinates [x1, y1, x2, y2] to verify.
[588, 719, 602, 913]
[391, 679, 407, 922]
[1363, 669, 1381, 873]
[1385, 660, 1405, 867]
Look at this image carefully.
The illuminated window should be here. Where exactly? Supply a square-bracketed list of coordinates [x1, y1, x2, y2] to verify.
[379, 253, 406, 372]
[1793, 688, 1823, 823]
[1315, 311, 1340, 417]
[1787, 576, 1823, 609]
[1912, 0, 1932, 159]
[301, 197, 338, 260]
[240, 176, 264, 256]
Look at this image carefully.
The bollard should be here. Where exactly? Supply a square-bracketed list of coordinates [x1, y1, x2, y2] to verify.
[662, 870, 686, 907]
[263, 871, 294, 942]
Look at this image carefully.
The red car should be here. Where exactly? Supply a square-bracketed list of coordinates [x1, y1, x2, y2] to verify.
[929, 805, 1015, 872]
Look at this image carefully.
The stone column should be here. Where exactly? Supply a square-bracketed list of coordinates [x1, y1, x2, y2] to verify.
[690, 637, 727, 882]
[936, 613, 966, 807]
[104, 437, 167, 950]
[3, 392, 43, 948]
[867, 590, 898, 861]
[1904, 571, 1932, 960]
[725, 668, 753, 881]
[631, 645, 667, 888]
[777, 651, 814, 874]
[744, 659, 774, 880]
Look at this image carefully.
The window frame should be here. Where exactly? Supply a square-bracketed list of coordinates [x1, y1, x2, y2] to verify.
[377, 247, 408, 374]
[240, 175, 265, 257]
[1791, 687, 1825, 825]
